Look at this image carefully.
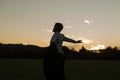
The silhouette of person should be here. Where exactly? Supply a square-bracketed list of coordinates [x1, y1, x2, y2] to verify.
[43, 23, 82, 80]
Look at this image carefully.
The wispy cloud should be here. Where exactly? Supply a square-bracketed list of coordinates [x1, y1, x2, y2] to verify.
[46, 27, 53, 33]
[82, 39, 93, 44]
[84, 19, 93, 25]
[46, 29, 52, 33]
[84, 20, 90, 24]
[64, 25, 72, 29]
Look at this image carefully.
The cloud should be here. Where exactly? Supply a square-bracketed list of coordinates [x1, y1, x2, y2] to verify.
[84, 19, 93, 25]
[64, 25, 72, 29]
[82, 39, 93, 44]
[90, 44, 105, 50]
[46, 29, 52, 33]
[46, 27, 52, 33]
[84, 20, 90, 24]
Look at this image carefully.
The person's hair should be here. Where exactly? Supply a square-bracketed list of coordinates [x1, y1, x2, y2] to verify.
[53, 23, 63, 32]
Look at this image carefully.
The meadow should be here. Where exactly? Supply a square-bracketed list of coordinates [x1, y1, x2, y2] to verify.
[0, 59, 120, 80]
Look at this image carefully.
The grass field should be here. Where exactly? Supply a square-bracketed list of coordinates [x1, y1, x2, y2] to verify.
[0, 59, 120, 80]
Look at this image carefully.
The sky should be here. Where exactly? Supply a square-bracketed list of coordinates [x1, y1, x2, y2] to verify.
[0, 0, 120, 50]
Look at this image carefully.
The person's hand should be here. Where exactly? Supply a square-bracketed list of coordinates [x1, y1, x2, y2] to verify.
[76, 40, 82, 43]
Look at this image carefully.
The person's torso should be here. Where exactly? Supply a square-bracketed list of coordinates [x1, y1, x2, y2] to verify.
[50, 32, 64, 53]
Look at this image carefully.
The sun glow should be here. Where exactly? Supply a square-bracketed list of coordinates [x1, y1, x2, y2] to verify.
[90, 45, 105, 50]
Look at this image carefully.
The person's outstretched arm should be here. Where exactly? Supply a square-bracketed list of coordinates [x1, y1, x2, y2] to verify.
[63, 35, 82, 43]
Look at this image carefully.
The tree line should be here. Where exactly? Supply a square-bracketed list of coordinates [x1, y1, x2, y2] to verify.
[0, 43, 120, 60]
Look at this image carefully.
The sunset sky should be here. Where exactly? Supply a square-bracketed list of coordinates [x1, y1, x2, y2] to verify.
[0, 0, 120, 50]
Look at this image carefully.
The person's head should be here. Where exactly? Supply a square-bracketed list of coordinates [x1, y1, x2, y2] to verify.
[53, 23, 63, 32]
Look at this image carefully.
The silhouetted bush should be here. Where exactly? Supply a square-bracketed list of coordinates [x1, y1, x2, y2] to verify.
[0, 43, 120, 59]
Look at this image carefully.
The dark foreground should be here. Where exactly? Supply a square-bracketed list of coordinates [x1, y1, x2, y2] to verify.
[0, 59, 120, 80]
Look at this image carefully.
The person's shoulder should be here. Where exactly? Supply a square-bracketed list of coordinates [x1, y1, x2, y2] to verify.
[60, 33, 64, 36]
[60, 33, 65, 38]
[54, 32, 65, 38]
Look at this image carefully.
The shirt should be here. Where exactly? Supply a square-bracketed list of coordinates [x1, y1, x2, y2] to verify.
[50, 32, 77, 54]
